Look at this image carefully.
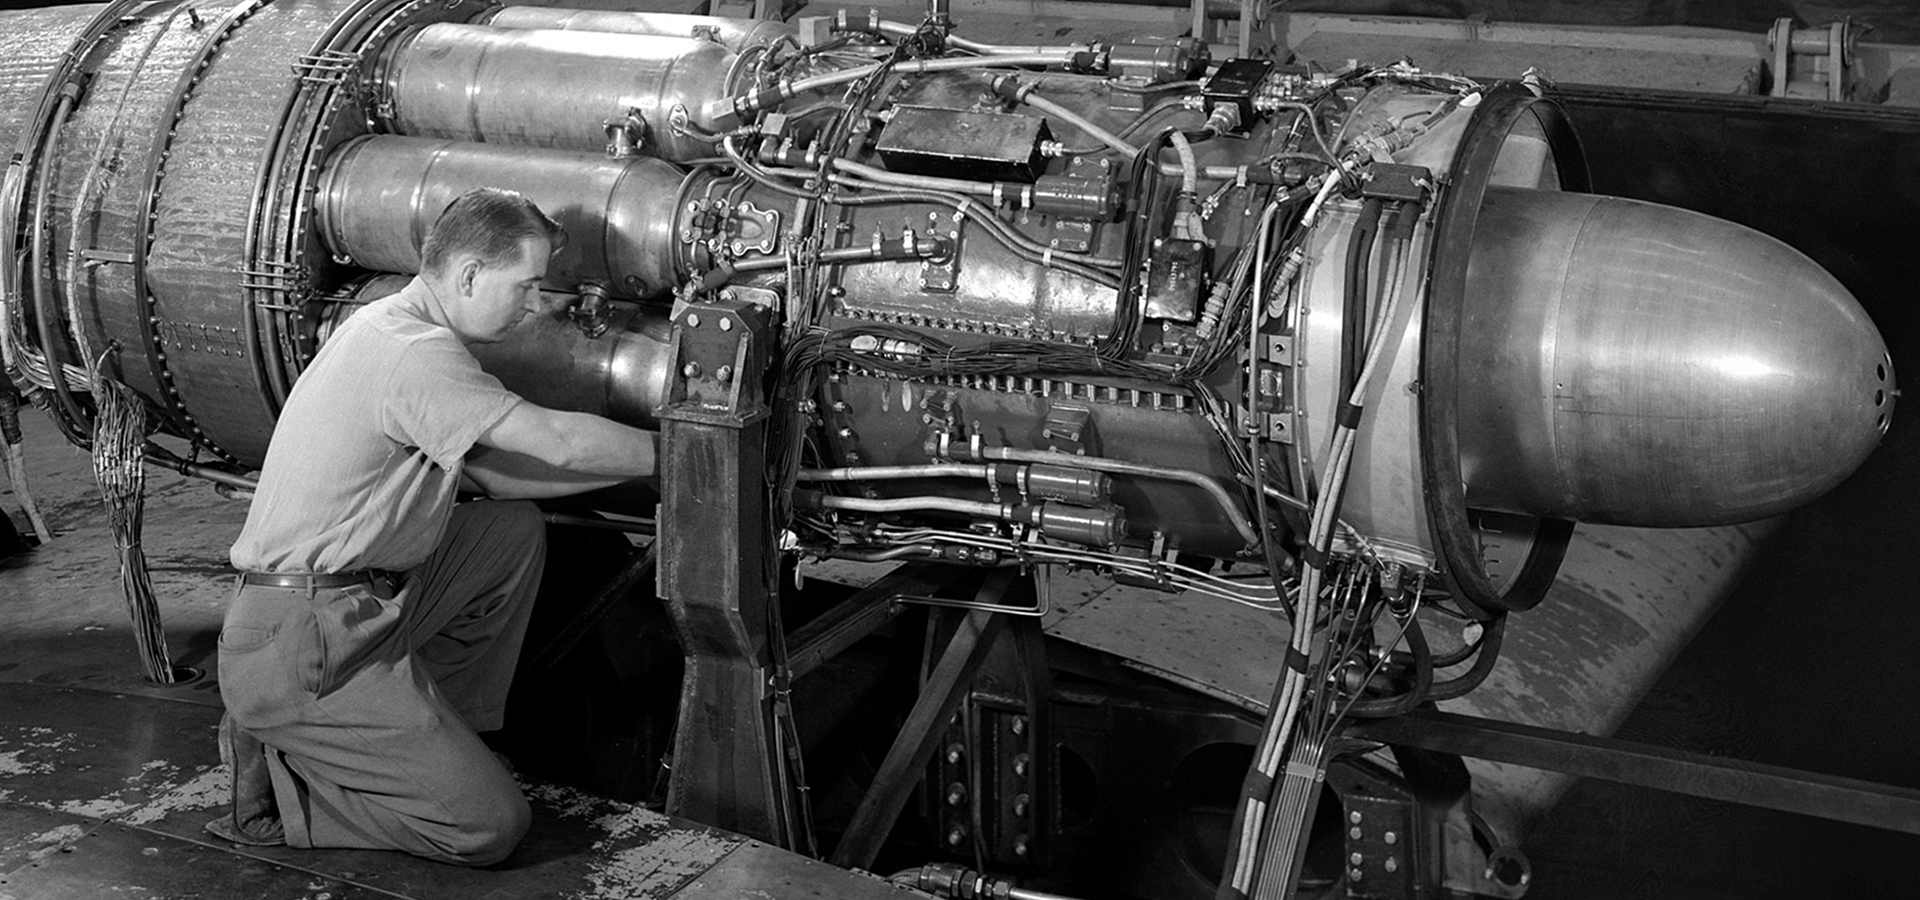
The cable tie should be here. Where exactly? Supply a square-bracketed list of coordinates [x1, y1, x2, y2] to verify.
[1299, 544, 1329, 570]
[1284, 760, 1322, 781]
[1335, 401, 1365, 429]
[1285, 646, 1310, 673]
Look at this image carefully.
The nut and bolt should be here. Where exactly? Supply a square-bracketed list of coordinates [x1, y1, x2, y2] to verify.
[945, 783, 968, 807]
[716, 365, 733, 383]
[1012, 753, 1030, 777]
[1011, 716, 1027, 736]
[945, 743, 964, 765]
[682, 362, 702, 379]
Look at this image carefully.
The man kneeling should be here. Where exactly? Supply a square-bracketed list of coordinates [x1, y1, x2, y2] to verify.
[209, 189, 656, 865]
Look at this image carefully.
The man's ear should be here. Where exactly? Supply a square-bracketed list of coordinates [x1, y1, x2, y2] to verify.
[457, 258, 482, 298]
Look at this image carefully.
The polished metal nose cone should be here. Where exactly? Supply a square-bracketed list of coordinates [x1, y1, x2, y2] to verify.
[1455, 187, 1893, 527]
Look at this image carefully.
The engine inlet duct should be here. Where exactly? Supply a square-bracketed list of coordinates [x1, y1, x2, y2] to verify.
[0, 0, 1892, 616]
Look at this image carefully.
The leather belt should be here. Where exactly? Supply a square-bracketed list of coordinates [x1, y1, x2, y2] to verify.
[239, 570, 380, 589]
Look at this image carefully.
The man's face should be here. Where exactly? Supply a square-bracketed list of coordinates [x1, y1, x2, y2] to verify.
[458, 236, 549, 343]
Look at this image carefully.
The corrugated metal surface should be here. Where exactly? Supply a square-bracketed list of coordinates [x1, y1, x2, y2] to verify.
[141, 0, 354, 461]
[0, 4, 96, 148]
[41, 2, 220, 411]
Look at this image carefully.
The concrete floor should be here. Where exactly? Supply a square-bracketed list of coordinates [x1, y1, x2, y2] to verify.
[0, 410, 899, 900]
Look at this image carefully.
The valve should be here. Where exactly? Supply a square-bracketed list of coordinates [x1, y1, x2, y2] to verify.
[569, 281, 612, 338]
[603, 108, 646, 158]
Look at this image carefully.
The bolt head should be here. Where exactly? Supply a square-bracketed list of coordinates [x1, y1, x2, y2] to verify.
[719, 316, 734, 331]
[682, 362, 701, 378]
[686, 313, 701, 328]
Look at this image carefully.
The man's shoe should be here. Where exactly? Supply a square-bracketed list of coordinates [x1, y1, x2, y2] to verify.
[204, 713, 286, 847]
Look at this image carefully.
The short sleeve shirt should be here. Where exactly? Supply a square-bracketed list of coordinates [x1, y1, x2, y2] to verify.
[229, 280, 522, 573]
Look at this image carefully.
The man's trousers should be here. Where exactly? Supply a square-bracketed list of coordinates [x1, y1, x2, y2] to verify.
[218, 500, 546, 866]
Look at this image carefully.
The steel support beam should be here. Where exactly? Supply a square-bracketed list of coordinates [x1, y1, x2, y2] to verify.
[1346, 709, 1920, 835]
[656, 299, 787, 846]
[831, 577, 1014, 870]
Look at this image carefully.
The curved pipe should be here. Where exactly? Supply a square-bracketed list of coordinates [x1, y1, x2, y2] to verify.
[870, 20, 1093, 57]
[960, 444, 1258, 548]
[1017, 87, 1139, 157]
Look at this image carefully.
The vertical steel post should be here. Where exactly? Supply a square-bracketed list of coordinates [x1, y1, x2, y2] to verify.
[655, 298, 787, 845]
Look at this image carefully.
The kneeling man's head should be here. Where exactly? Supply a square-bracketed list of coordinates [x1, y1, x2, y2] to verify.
[422, 188, 566, 344]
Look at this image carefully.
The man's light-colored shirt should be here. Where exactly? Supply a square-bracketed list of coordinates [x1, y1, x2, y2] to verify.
[230, 280, 522, 573]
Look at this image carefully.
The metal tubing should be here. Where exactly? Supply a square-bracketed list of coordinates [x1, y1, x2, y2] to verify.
[871, 19, 1092, 57]
[797, 463, 992, 481]
[477, 6, 793, 52]
[816, 493, 1007, 518]
[832, 157, 994, 197]
[378, 22, 737, 161]
[29, 90, 88, 434]
[1021, 89, 1140, 157]
[314, 135, 689, 296]
[963, 445, 1258, 548]
[781, 53, 1084, 104]
[786, 563, 949, 680]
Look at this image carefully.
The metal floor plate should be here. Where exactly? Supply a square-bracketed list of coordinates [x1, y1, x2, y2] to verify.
[0, 682, 898, 899]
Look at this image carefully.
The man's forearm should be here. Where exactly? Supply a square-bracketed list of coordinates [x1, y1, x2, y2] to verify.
[465, 445, 641, 499]
[548, 412, 657, 477]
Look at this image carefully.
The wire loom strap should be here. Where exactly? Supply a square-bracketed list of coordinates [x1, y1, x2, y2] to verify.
[1335, 401, 1366, 430]
[1285, 646, 1309, 674]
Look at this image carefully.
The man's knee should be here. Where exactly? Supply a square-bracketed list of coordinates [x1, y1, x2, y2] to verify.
[435, 788, 531, 867]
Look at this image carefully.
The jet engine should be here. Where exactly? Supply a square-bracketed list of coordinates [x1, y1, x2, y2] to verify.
[0, 0, 1895, 896]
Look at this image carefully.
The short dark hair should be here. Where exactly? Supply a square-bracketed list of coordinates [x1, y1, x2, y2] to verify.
[419, 188, 565, 276]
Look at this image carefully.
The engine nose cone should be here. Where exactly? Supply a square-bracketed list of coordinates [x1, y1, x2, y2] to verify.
[1456, 187, 1893, 527]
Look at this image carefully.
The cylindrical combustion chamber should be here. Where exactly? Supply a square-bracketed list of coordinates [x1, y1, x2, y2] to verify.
[332, 273, 676, 429]
[375, 22, 740, 161]
[475, 6, 795, 52]
[315, 135, 695, 296]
